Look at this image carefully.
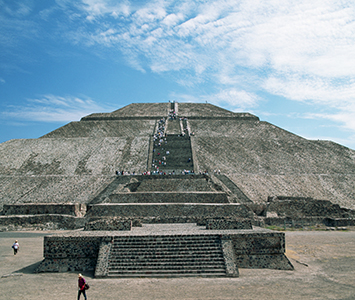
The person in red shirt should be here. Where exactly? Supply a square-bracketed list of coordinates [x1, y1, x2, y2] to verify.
[78, 274, 87, 300]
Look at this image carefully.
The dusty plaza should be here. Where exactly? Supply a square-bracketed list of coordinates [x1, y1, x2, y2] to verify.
[1, 102, 355, 299]
[1, 229, 355, 300]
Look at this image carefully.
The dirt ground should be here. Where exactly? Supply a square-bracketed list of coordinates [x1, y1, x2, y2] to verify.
[1, 229, 355, 300]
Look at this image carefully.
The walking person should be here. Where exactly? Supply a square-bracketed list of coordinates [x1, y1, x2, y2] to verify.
[12, 240, 19, 255]
[78, 274, 88, 300]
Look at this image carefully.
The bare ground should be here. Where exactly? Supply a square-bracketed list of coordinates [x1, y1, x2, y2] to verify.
[0, 229, 355, 300]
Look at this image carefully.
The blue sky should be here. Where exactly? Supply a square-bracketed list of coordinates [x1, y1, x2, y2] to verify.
[1, 0, 355, 150]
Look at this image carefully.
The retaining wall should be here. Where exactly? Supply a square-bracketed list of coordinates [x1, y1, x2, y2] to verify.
[206, 218, 252, 230]
[36, 235, 103, 272]
[0, 214, 86, 230]
[2, 203, 86, 216]
[107, 192, 228, 203]
[87, 203, 254, 218]
[266, 197, 354, 218]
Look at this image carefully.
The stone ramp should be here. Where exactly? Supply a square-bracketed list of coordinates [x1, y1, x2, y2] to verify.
[106, 235, 227, 277]
[216, 175, 252, 203]
[89, 176, 132, 204]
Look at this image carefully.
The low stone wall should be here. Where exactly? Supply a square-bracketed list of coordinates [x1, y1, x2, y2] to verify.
[2, 203, 86, 217]
[107, 192, 229, 203]
[95, 237, 113, 277]
[266, 196, 355, 218]
[205, 218, 252, 230]
[35, 235, 104, 272]
[264, 216, 325, 227]
[87, 203, 254, 219]
[134, 176, 212, 192]
[85, 218, 132, 231]
[323, 217, 355, 227]
[0, 214, 86, 230]
[230, 231, 293, 270]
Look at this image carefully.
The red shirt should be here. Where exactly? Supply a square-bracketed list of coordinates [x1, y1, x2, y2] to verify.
[78, 277, 86, 290]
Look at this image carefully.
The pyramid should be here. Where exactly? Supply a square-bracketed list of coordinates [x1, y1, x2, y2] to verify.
[1, 102, 354, 211]
[1, 102, 355, 277]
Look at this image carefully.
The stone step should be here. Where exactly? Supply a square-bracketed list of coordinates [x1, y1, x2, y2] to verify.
[108, 267, 226, 273]
[112, 241, 221, 247]
[112, 240, 220, 245]
[109, 254, 224, 261]
[112, 234, 221, 241]
[109, 262, 225, 269]
[113, 235, 220, 240]
[107, 270, 227, 277]
[106, 234, 226, 277]
[109, 258, 224, 265]
[111, 245, 221, 250]
[111, 251, 222, 260]
[111, 242, 221, 248]
[110, 250, 223, 256]
[151, 134, 193, 173]
[108, 265, 225, 271]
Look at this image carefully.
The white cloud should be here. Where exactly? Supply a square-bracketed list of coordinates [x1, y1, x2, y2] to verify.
[64, 1, 355, 87]
[0, 78, 5, 84]
[304, 110, 355, 133]
[171, 88, 260, 110]
[1, 95, 114, 122]
[202, 89, 260, 110]
[80, 0, 131, 19]
[3, 1, 32, 17]
[3, 0, 355, 139]
[263, 75, 355, 108]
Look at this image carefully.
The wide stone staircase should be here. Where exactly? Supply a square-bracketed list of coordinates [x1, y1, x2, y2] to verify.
[107, 234, 227, 277]
[151, 134, 194, 174]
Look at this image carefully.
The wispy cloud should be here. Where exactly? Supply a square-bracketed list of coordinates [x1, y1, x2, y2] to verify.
[1, 95, 114, 122]
[304, 110, 355, 133]
[2, 0, 355, 143]
[170, 88, 260, 110]
[57, 1, 355, 93]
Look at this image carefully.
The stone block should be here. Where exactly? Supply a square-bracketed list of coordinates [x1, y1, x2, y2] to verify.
[205, 218, 252, 230]
[232, 232, 285, 255]
[84, 218, 132, 231]
[235, 254, 294, 270]
[2, 203, 86, 216]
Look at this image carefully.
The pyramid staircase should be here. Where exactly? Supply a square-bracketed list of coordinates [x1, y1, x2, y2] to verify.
[151, 134, 193, 174]
[106, 234, 227, 277]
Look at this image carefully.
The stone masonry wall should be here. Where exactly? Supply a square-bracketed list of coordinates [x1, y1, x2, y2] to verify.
[35, 235, 103, 272]
[87, 203, 254, 219]
[107, 192, 229, 203]
[0, 214, 86, 230]
[266, 196, 355, 218]
[2, 203, 86, 216]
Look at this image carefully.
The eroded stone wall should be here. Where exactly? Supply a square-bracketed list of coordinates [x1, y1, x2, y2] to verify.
[2, 203, 86, 216]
